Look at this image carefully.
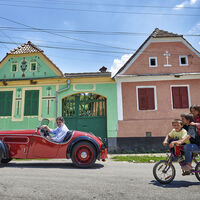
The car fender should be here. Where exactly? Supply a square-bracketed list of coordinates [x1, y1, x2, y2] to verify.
[66, 136, 101, 160]
[0, 140, 9, 159]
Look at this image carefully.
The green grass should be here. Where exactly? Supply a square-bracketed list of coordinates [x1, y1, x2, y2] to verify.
[111, 155, 200, 163]
[111, 155, 168, 163]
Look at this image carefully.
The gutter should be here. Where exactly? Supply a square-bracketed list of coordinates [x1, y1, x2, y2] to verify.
[56, 79, 71, 118]
[116, 72, 200, 77]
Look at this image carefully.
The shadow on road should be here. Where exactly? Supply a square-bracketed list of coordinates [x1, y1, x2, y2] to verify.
[0, 161, 104, 170]
[150, 180, 200, 188]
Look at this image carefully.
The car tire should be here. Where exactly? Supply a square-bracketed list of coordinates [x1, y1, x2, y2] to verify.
[0, 149, 2, 164]
[71, 141, 96, 168]
[1, 158, 12, 164]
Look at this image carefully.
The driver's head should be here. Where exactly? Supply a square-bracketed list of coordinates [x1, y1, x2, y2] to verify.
[56, 117, 64, 127]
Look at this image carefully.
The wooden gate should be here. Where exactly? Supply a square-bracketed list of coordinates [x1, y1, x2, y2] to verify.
[62, 93, 107, 139]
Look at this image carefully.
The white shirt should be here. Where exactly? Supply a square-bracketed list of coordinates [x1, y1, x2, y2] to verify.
[50, 124, 69, 143]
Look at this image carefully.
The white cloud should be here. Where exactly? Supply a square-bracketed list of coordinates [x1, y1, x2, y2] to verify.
[174, 1, 188, 10]
[190, 0, 198, 5]
[173, 0, 199, 10]
[110, 54, 132, 77]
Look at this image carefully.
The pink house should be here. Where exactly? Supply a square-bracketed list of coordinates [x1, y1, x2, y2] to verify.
[114, 28, 200, 152]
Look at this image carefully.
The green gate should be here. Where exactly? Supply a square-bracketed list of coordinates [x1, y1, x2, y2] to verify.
[62, 93, 107, 139]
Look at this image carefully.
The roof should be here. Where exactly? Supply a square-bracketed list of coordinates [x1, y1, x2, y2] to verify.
[8, 41, 43, 55]
[151, 28, 182, 38]
[113, 28, 183, 77]
[64, 72, 111, 78]
[1, 41, 64, 77]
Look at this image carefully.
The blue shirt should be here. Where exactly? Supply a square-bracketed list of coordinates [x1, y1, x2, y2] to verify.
[50, 124, 69, 143]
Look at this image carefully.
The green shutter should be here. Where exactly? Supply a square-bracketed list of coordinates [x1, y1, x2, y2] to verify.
[24, 90, 39, 116]
[0, 91, 13, 116]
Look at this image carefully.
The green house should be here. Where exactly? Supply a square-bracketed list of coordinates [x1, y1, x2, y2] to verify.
[0, 41, 118, 150]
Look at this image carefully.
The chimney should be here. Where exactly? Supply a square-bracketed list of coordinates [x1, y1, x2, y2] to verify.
[99, 66, 107, 73]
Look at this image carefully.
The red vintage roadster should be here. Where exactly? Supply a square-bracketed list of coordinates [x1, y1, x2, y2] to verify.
[0, 119, 107, 168]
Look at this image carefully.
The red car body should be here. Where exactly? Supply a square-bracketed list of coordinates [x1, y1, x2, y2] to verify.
[0, 128, 107, 168]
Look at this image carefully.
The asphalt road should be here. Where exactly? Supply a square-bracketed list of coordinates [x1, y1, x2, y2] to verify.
[0, 159, 199, 200]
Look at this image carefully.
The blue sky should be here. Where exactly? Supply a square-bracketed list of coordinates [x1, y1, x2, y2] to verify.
[0, 0, 199, 76]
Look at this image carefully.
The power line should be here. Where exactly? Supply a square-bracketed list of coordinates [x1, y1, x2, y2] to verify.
[0, 0, 200, 10]
[0, 40, 198, 56]
[0, 3, 199, 16]
[0, 26, 199, 37]
[0, 41, 132, 54]
[0, 16, 136, 51]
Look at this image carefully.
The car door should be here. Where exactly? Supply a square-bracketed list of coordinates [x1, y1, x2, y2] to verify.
[27, 134, 59, 159]
[3, 135, 30, 159]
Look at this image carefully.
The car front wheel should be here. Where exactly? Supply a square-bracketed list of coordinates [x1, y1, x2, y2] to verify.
[71, 141, 96, 168]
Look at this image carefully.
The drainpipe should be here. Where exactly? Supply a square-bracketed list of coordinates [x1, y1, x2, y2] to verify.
[56, 79, 71, 118]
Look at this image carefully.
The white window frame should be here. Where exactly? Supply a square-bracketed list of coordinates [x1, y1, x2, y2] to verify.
[30, 62, 37, 72]
[136, 86, 157, 111]
[149, 57, 158, 67]
[170, 85, 191, 110]
[179, 55, 188, 66]
[11, 63, 18, 72]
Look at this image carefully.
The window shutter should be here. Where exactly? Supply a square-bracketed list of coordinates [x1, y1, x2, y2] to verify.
[0, 91, 13, 116]
[172, 87, 180, 108]
[24, 90, 39, 116]
[24, 91, 31, 116]
[146, 88, 155, 110]
[31, 90, 39, 115]
[180, 87, 189, 108]
[138, 88, 147, 110]
[172, 87, 189, 109]
[138, 88, 155, 110]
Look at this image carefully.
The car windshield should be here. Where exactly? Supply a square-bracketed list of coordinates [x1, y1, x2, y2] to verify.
[40, 118, 49, 126]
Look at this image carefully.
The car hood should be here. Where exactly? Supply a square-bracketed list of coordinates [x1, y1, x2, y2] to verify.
[0, 129, 35, 135]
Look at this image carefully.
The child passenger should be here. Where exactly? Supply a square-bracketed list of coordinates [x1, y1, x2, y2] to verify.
[190, 104, 200, 136]
[172, 113, 199, 172]
[163, 119, 190, 160]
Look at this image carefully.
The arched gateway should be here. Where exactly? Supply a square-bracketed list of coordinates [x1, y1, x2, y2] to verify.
[62, 93, 107, 139]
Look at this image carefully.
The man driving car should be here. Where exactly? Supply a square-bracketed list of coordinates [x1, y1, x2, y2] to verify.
[41, 117, 69, 143]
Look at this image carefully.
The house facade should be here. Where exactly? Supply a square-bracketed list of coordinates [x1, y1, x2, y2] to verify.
[0, 42, 118, 148]
[114, 28, 200, 152]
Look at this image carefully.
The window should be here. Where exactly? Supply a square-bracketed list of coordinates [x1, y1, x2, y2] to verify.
[149, 57, 157, 67]
[171, 86, 189, 109]
[11, 63, 17, 72]
[30, 62, 37, 71]
[0, 91, 13, 116]
[179, 56, 188, 66]
[24, 90, 39, 116]
[137, 87, 156, 110]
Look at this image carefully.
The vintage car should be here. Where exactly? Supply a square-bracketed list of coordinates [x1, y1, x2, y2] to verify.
[0, 119, 107, 168]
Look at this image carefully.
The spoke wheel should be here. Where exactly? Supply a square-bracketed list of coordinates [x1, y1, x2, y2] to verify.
[153, 160, 176, 184]
[72, 141, 96, 168]
[195, 162, 200, 181]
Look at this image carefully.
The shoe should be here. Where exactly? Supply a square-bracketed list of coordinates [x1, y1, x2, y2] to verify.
[182, 171, 191, 176]
[181, 163, 192, 171]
